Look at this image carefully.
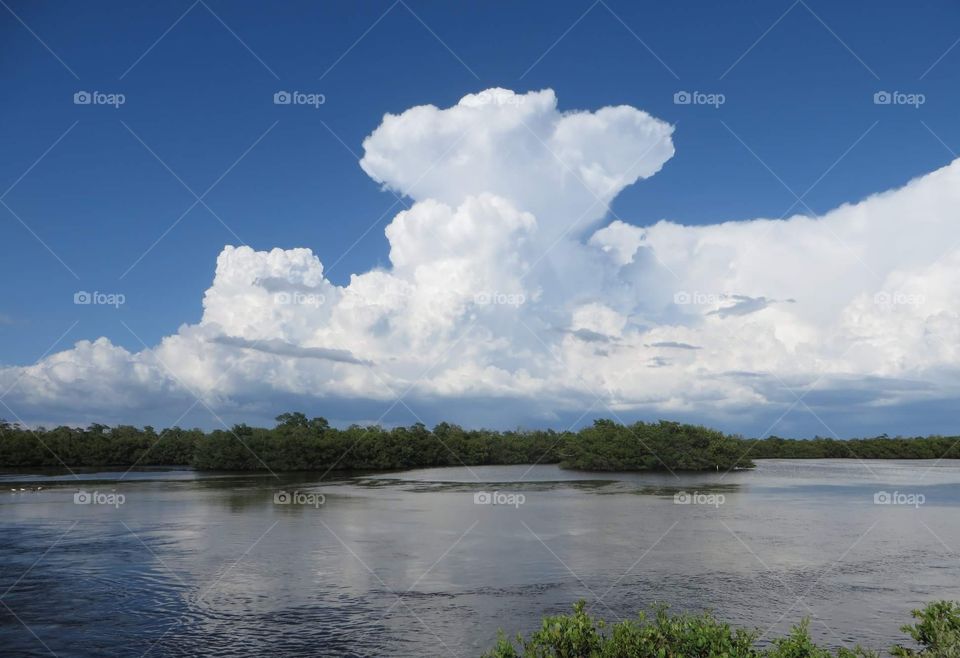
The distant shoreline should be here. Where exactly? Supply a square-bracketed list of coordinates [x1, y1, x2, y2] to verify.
[2, 415, 957, 472]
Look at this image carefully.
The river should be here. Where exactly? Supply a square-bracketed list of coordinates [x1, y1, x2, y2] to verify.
[1, 459, 958, 656]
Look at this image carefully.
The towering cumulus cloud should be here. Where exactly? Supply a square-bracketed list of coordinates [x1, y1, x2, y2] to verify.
[3, 88, 960, 433]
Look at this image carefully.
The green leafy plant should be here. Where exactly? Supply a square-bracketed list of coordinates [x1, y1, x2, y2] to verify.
[482, 600, 958, 658]
[891, 601, 960, 657]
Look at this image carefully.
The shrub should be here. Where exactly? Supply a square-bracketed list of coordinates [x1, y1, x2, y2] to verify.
[891, 601, 960, 657]
[482, 601, 959, 657]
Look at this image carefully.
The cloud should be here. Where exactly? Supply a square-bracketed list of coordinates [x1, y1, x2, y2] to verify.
[2, 88, 959, 436]
[210, 335, 370, 366]
[569, 329, 615, 344]
[647, 341, 701, 350]
[706, 295, 778, 318]
[360, 88, 675, 247]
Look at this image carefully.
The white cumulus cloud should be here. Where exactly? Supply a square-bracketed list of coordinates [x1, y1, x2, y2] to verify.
[2, 88, 959, 436]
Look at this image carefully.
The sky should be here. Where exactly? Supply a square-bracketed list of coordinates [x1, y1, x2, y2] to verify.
[1, 0, 959, 437]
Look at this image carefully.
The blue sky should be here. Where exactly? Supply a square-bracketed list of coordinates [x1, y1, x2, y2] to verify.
[2, 0, 960, 435]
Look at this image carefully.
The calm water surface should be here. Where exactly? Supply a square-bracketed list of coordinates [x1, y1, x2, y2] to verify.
[1, 460, 959, 657]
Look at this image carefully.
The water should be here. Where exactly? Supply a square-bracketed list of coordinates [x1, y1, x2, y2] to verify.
[1, 460, 958, 657]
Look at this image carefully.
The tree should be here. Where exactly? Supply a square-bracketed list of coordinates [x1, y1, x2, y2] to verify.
[275, 412, 309, 428]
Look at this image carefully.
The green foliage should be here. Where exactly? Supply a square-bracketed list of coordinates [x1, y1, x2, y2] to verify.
[0, 422, 199, 468]
[482, 601, 760, 658]
[0, 414, 956, 472]
[744, 436, 960, 461]
[561, 419, 754, 471]
[766, 619, 874, 658]
[891, 601, 960, 657]
[518, 601, 605, 658]
[0, 414, 566, 471]
[482, 601, 960, 658]
[603, 605, 760, 657]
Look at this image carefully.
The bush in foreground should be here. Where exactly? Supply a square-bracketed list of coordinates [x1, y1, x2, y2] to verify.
[891, 601, 960, 657]
[482, 600, 960, 657]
